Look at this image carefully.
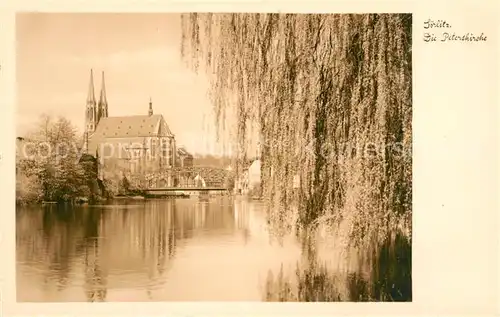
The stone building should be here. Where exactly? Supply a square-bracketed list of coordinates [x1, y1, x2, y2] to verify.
[234, 159, 261, 195]
[83, 69, 191, 185]
[176, 146, 194, 168]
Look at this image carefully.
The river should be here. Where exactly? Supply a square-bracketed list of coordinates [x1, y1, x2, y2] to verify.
[16, 197, 411, 302]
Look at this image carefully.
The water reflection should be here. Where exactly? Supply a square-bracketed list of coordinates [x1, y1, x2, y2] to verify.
[263, 232, 411, 301]
[16, 198, 411, 302]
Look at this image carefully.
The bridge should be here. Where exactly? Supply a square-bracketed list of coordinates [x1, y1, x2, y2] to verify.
[144, 187, 229, 198]
[143, 166, 235, 194]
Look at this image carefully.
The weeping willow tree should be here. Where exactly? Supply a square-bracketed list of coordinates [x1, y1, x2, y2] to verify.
[181, 13, 412, 248]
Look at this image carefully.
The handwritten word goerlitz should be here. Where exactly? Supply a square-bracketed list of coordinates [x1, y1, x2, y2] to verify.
[423, 19, 451, 29]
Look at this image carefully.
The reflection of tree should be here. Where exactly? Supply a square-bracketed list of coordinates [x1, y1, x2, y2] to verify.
[263, 231, 411, 302]
[368, 233, 412, 301]
[17, 198, 246, 301]
[44, 206, 96, 292]
[82, 208, 107, 302]
[84, 238, 107, 302]
[16, 204, 107, 299]
[94, 199, 239, 291]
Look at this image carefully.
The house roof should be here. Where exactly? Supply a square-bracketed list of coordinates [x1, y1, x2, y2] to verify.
[88, 114, 174, 154]
[177, 147, 193, 157]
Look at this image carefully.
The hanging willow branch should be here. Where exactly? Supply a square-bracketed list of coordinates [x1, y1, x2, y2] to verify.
[181, 13, 412, 248]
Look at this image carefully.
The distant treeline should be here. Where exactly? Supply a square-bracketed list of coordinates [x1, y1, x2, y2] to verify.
[192, 154, 233, 168]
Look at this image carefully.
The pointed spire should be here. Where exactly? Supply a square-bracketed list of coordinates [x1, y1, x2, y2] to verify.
[87, 69, 96, 105]
[85, 69, 98, 134]
[98, 71, 108, 118]
[148, 97, 153, 116]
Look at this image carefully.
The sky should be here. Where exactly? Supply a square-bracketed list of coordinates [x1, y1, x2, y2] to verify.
[16, 13, 231, 156]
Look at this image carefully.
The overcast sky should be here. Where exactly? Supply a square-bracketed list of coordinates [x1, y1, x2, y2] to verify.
[16, 13, 234, 155]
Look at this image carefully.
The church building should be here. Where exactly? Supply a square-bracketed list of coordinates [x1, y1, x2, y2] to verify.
[83, 69, 189, 183]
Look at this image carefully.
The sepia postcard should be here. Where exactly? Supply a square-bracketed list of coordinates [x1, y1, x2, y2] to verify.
[0, 1, 498, 317]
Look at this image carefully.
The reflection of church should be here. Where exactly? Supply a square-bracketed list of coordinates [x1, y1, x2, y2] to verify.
[82, 69, 193, 180]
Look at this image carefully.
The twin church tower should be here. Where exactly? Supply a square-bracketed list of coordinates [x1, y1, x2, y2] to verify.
[83, 69, 155, 154]
[85, 69, 109, 136]
[81, 68, 182, 174]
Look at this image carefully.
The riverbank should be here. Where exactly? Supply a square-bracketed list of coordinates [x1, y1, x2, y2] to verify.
[18, 191, 230, 207]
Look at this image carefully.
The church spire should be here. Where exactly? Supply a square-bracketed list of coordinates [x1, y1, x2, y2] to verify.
[148, 97, 153, 116]
[98, 71, 109, 120]
[87, 69, 96, 105]
[85, 69, 98, 134]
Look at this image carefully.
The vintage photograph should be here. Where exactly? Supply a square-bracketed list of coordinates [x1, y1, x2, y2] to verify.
[16, 13, 412, 302]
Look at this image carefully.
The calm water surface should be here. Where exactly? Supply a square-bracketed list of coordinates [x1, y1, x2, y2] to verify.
[16, 197, 411, 302]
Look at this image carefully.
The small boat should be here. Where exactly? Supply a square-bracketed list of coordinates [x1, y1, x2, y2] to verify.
[131, 195, 145, 200]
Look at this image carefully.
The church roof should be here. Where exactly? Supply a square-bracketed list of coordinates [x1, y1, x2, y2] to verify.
[88, 114, 174, 154]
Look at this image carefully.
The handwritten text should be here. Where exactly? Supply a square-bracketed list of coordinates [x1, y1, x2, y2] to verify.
[423, 19, 487, 43]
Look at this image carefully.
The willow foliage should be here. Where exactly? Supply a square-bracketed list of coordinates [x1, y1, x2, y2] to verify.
[181, 14, 412, 247]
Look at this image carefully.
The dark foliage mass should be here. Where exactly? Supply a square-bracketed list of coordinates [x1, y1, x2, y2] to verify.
[181, 14, 412, 301]
[181, 13, 412, 247]
[16, 115, 101, 204]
